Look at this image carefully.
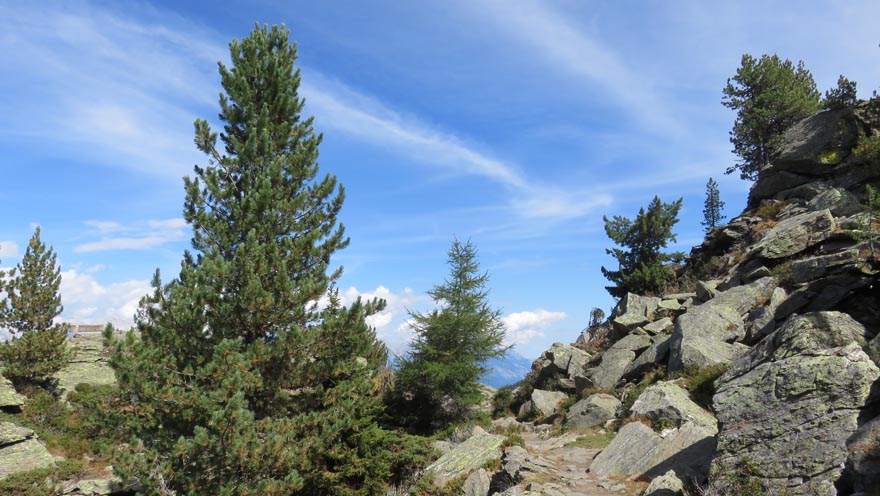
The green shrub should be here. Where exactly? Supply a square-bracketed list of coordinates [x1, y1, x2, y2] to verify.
[854, 134, 880, 161]
[502, 433, 525, 448]
[492, 387, 515, 418]
[679, 364, 727, 409]
[0, 458, 85, 496]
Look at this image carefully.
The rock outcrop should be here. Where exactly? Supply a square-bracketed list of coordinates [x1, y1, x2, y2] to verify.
[564, 393, 620, 429]
[424, 426, 505, 486]
[713, 312, 879, 495]
[0, 422, 55, 480]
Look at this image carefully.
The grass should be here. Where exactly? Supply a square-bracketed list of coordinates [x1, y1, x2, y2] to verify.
[563, 428, 616, 449]
[754, 200, 789, 221]
[676, 364, 728, 410]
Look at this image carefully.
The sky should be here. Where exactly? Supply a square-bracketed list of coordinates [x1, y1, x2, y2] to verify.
[1, 0, 878, 358]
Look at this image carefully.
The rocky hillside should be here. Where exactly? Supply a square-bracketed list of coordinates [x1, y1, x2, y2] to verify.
[482, 99, 880, 496]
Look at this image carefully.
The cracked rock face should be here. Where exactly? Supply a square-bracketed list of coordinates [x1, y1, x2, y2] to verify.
[712, 312, 879, 496]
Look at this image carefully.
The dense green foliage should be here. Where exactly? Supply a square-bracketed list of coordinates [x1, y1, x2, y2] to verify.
[822, 74, 858, 109]
[701, 177, 726, 232]
[392, 239, 508, 432]
[722, 53, 821, 181]
[108, 24, 426, 495]
[0, 227, 71, 389]
[601, 196, 684, 298]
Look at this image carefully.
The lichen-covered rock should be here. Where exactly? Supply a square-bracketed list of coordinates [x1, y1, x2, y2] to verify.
[462, 468, 490, 496]
[752, 209, 835, 260]
[589, 349, 635, 390]
[609, 333, 652, 353]
[0, 377, 25, 410]
[807, 187, 862, 216]
[424, 426, 505, 486]
[611, 293, 660, 332]
[771, 107, 858, 175]
[712, 312, 879, 496]
[695, 281, 718, 302]
[526, 390, 568, 418]
[565, 393, 620, 429]
[644, 469, 684, 496]
[0, 425, 55, 480]
[624, 335, 671, 380]
[644, 318, 673, 335]
[789, 248, 863, 284]
[589, 420, 716, 480]
[629, 382, 716, 428]
[55, 332, 116, 398]
[531, 342, 591, 386]
[668, 277, 776, 371]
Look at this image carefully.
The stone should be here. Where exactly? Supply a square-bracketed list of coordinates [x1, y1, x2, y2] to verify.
[695, 281, 718, 302]
[772, 108, 858, 175]
[609, 333, 652, 353]
[0, 423, 33, 447]
[462, 468, 490, 496]
[589, 420, 716, 480]
[668, 277, 777, 371]
[749, 169, 812, 205]
[526, 390, 568, 418]
[624, 335, 670, 380]
[0, 437, 55, 480]
[0, 377, 25, 410]
[611, 294, 660, 332]
[564, 393, 620, 429]
[789, 248, 862, 284]
[657, 299, 682, 312]
[56, 332, 117, 398]
[644, 470, 684, 496]
[424, 427, 505, 486]
[589, 349, 636, 390]
[712, 312, 879, 496]
[745, 306, 775, 342]
[643, 318, 673, 335]
[752, 209, 835, 260]
[629, 381, 716, 428]
[490, 445, 556, 494]
[846, 415, 880, 495]
[532, 343, 591, 386]
[807, 187, 862, 217]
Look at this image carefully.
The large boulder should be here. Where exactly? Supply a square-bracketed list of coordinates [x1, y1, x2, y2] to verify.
[424, 426, 505, 486]
[771, 108, 858, 176]
[0, 377, 25, 410]
[629, 382, 716, 429]
[564, 393, 620, 429]
[644, 470, 684, 496]
[668, 277, 777, 371]
[611, 293, 660, 332]
[712, 312, 879, 496]
[531, 342, 591, 386]
[462, 468, 491, 496]
[589, 420, 716, 480]
[624, 335, 671, 380]
[789, 247, 863, 284]
[751, 209, 835, 260]
[0, 422, 55, 480]
[589, 349, 636, 390]
[520, 390, 568, 419]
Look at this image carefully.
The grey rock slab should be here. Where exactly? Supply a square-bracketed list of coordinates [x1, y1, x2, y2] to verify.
[713, 312, 879, 496]
[425, 427, 506, 486]
[611, 293, 660, 333]
[808, 187, 862, 216]
[789, 248, 863, 284]
[752, 209, 836, 260]
[657, 299, 682, 312]
[609, 333, 652, 353]
[528, 390, 568, 418]
[0, 438, 55, 480]
[0, 377, 25, 409]
[589, 420, 716, 480]
[624, 335, 670, 380]
[0, 423, 33, 447]
[772, 108, 857, 175]
[590, 349, 636, 390]
[629, 381, 716, 428]
[565, 393, 621, 429]
[749, 169, 812, 204]
[643, 318, 673, 335]
[695, 281, 718, 302]
[462, 468, 491, 496]
[533, 342, 592, 384]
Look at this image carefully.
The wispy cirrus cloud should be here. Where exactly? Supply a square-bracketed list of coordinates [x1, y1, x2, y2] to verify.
[75, 218, 187, 253]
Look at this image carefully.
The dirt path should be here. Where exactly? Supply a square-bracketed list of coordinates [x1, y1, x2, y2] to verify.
[501, 427, 645, 496]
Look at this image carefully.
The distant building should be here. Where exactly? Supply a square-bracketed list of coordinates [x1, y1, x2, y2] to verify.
[68, 324, 105, 334]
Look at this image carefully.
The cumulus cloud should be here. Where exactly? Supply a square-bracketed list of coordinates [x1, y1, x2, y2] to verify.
[0, 241, 19, 259]
[75, 218, 187, 252]
[331, 285, 430, 353]
[502, 309, 567, 346]
[59, 268, 151, 329]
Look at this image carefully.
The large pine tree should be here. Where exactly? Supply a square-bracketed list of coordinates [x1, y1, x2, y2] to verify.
[110, 24, 423, 495]
[0, 227, 71, 390]
[393, 239, 508, 432]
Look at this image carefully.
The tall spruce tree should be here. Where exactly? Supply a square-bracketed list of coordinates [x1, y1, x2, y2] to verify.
[722, 53, 821, 181]
[393, 239, 507, 432]
[110, 24, 424, 495]
[601, 196, 684, 298]
[701, 177, 726, 232]
[0, 227, 72, 390]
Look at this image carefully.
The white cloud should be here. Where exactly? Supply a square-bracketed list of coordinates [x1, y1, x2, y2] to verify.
[332, 285, 431, 353]
[75, 218, 187, 253]
[0, 241, 19, 259]
[59, 268, 151, 329]
[501, 309, 567, 347]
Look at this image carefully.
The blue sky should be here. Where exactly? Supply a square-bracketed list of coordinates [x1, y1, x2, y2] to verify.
[1, 0, 878, 358]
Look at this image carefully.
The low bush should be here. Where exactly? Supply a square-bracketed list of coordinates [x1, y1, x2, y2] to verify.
[678, 364, 727, 410]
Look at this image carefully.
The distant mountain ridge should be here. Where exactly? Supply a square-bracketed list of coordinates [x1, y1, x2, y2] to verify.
[481, 351, 533, 388]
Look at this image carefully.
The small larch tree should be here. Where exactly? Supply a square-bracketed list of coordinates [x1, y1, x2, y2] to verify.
[601, 196, 684, 298]
[0, 227, 72, 390]
[822, 75, 858, 110]
[392, 238, 508, 432]
[722, 53, 821, 181]
[109, 24, 425, 495]
[702, 177, 726, 232]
